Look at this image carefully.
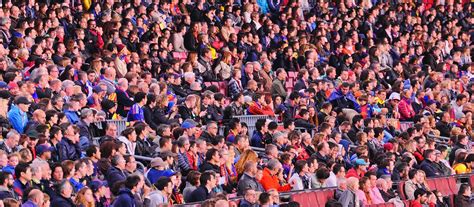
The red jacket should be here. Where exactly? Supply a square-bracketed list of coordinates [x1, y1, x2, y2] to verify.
[409, 200, 423, 207]
[346, 168, 365, 179]
[398, 97, 416, 120]
[259, 168, 291, 192]
[248, 102, 275, 116]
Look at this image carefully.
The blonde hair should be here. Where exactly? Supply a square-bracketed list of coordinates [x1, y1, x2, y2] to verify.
[75, 187, 95, 207]
[235, 149, 259, 175]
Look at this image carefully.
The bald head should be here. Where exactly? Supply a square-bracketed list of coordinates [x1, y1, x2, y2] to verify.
[28, 189, 44, 205]
[215, 199, 229, 207]
[104, 67, 116, 79]
[117, 78, 128, 88]
[33, 110, 46, 124]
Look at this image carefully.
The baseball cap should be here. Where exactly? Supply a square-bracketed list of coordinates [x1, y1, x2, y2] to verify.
[355, 159, 368, 166]
[0, 81, 7, 89]
[26, 130, 39, 139]
[181, 119, 197, 129]
[383, 143, 394, 151]
[89, 180, 107, 192]
[93, 85, 105, 93]
[36, 144, 54, 155]
[388, 92, 401, 101]
[150, 157, 166, 168]
[15, 96, 31, 105]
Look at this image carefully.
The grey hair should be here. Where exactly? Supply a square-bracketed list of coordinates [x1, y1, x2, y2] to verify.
[267, 159, 281, 171]
[57, 180, 72, 194]
[117, 78, 128, 87]
[184, 72, 195, 79]
[80, 108, 93, 119]
[177, 136, 189, 147]
[6, 130, 19, 140]
[61, 80, 75, 90]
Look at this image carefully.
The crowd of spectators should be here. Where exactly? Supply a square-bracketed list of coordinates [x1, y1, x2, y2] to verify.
[0, 0, 471, 206]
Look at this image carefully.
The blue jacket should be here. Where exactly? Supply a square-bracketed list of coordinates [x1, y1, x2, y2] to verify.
[112, 188, 135, 207]
[58, 137, 81, 161]
[21, 200, 38, 207]
[328, 89, 361, 112]
[106, 166, 127, 185]
[257, 0, 269, 14]
[64, 110, 79, 124]
[147, 168, 175, 184]
[251, 131, 265, 148]
[7, 105, 28, 133]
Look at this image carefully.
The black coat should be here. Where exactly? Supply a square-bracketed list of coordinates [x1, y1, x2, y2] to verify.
[293, 79, 307, 92]
[454, 195, 472, 207]
[143, 106, 158, 130]
[116, 89, 135, 117]
[188, 186, 210, 203]
[51, 194, 75, 207]
[106, 166, 127, 187]
[435, 121, 451, 137]
[199, 161, 220, 173]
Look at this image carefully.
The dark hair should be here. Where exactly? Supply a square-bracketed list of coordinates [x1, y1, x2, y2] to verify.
[374, 127, 384, 138]
[50, 125, 62, 139]
[205, 148, 219, 161]
[283, 119, 294, 129]
[268, 121, 278, 130]
[458, 183, 470, 196]
[424, 149, 435, 159]
[134, 123, 147, 136]
[154, 177, 172, 190]
[0, 171, 11, 185]
[408, 169, 418, 180]
[294, 160, 307, 174]
[255, 118, 266, 132]
[229, 118, 240, 130]
[125, 174, 141, 189]
[316, 167, 331, 180]
[258, 192, 271, 205]
[414, 188, 427, 199]
[134, 92, 147, 103]
[200, 171, 215, 186]
[352, 115, 363, 125]
[186, 171, 201, 186]
[14, 163, 30, 179]
[121, 127, 136, 139]
[332, 164, 345, 175]
[85, 145, 99, 157]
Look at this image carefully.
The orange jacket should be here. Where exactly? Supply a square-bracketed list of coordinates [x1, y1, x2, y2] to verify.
[259, 168, 291, 192]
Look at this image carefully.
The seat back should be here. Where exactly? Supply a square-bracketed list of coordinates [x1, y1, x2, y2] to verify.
[426, 178, 437, 191]
[316, 189, 336, 207]
[435, 177, 452, 196]
[447, 176, 457, 194]
[291, 192, 311, 207]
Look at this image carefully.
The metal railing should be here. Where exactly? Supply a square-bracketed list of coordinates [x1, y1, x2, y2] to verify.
[93, 119, 128, 135]
[294, 127, 315, 137]
[233, 115, 279, 137]
[427, 134, 450, 144]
